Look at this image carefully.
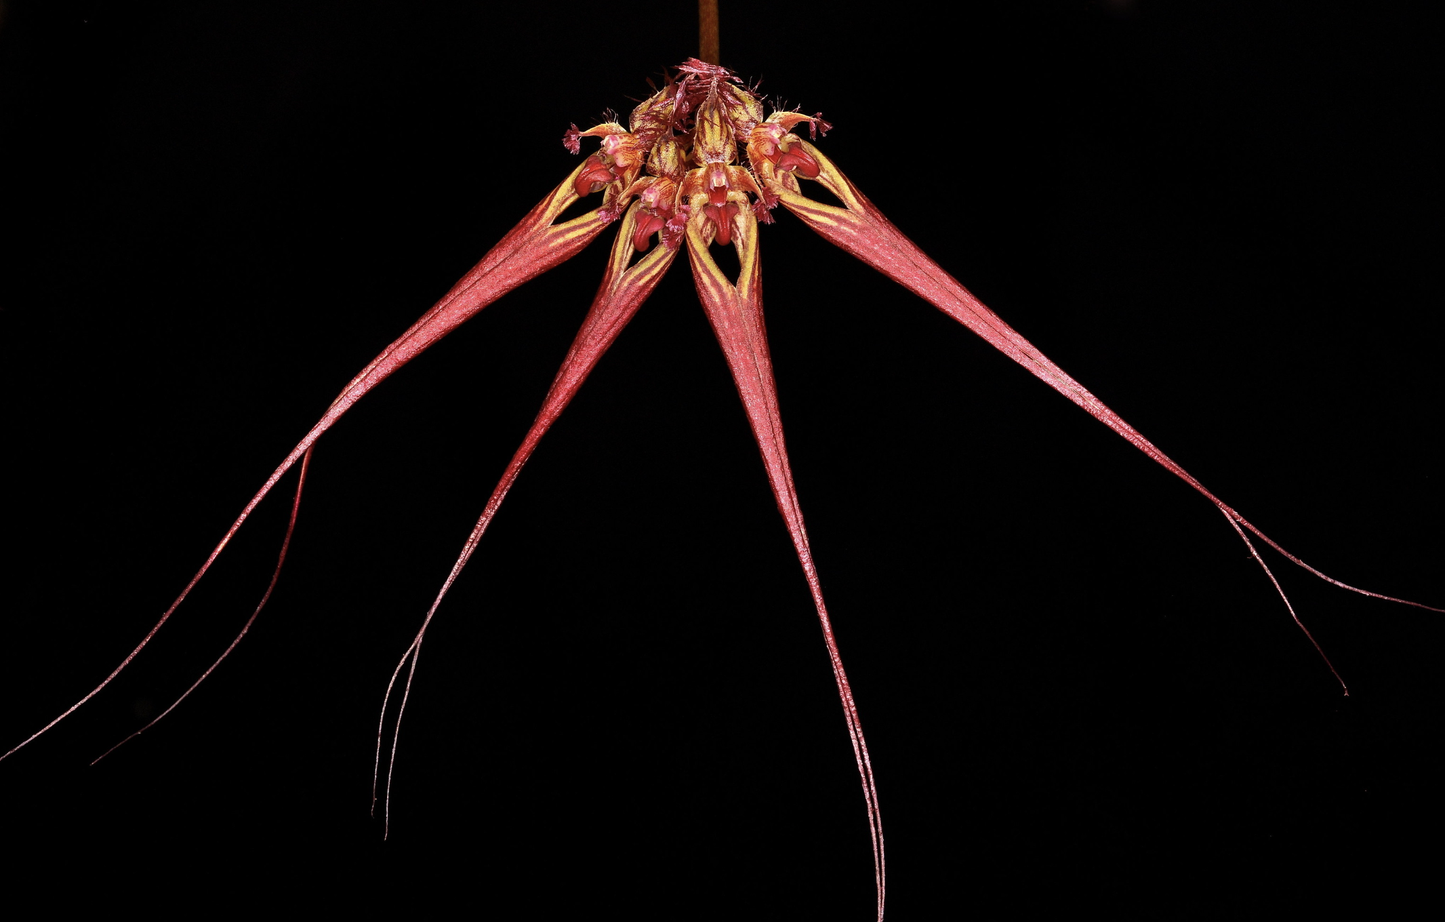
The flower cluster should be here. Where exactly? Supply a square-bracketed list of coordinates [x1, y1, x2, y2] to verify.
[13, 58, 1434, 922]
[563, 59, 828, 250]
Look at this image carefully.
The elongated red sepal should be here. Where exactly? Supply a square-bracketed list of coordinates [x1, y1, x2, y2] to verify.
[767, 142, 1442, 691]
[686, 209, 887, 922]
[1, 162, 616, 763]
[374, 201, 679, 831]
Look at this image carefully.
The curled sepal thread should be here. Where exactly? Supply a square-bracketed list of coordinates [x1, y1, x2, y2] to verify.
[686, 206, 886, 922]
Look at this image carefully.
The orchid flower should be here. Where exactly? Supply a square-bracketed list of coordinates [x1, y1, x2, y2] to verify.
[6, 48, 1440, 917]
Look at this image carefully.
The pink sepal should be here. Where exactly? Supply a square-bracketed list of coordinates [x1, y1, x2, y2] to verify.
[686, 210, 887, 922]
[1, 161, 617, 763]
[769, 142, 1444, 694]
[374, 201, 679, 830]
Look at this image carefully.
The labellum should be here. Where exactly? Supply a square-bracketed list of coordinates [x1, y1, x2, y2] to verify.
[2, 7, 1439, 917]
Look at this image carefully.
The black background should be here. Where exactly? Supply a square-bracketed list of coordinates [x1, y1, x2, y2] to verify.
[2, 2, 1441, 917]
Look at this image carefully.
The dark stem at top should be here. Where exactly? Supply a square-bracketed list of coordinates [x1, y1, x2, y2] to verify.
[698, 0, 719, 64]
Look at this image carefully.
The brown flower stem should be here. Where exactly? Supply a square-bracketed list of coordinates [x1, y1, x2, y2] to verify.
[698, 0, 719, 63]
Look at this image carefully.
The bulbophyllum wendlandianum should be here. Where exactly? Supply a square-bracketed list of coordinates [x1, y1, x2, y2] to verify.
[6, 58, 1439, 922]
